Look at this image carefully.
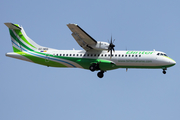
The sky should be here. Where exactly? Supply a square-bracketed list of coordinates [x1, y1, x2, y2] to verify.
[1, 0, 180, 120]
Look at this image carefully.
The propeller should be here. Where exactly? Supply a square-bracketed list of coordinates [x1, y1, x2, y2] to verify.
[108, 35, 115, 58]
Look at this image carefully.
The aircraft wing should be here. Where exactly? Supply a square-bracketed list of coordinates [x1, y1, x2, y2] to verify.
[67, 24, 97, 51]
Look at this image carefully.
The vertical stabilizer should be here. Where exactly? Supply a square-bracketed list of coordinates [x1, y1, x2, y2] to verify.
[4, 23, 42, 52]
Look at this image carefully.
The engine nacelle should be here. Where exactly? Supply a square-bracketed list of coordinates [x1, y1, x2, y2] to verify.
[91, 41, 109, 50]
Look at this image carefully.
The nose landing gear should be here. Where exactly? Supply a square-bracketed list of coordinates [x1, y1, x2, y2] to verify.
[163, 70, 166, 74]
[162, 67, 167, 74]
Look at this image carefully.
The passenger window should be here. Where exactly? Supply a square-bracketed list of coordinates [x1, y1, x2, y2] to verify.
[135, 55, 138, 57]
[80, 54, 82, 56]
[69, 54, 71, 56]
[139, 55, 141, 57]
[91, 54, 93, 57]
[105, 54, 107, 57]
[73, 54, 75, 56]
[132, 55, 134, 57]
[161, 53, 163, 56]
[94, 54, 96, 56]
[122, 55, 124, 57]
[125, 55, 127, 57]
[63, 54, 65, 56]
[84, 54, 86, 56]
[87, 54, 89, 56]
[157, 53, 160, 55]
[77, 54, 79, 56]
[115, 54, 117, 57]
[129, 55, 131, 57]
[56, 54, 58, 56]
[101, 54, 103, 57]
[98, 54, 100, 56]
[66, 54, 68, 56]
[119, 54, 120, 57]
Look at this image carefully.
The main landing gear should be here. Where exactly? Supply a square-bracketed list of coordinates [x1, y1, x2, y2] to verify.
[97, 71, 104, 78]
[89, 63, 105, 78]
[89, 63, 100, 72]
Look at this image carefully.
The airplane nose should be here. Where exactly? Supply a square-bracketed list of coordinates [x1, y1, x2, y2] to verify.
[169, 59, 176, 65]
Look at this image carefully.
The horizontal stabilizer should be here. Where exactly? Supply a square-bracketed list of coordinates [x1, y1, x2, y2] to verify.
[4, 23, 21, 30]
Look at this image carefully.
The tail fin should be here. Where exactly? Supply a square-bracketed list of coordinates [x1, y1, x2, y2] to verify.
[4, 23, 42, 52]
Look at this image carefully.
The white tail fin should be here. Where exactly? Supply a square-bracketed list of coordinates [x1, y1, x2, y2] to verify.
[5, 23, 43, 52]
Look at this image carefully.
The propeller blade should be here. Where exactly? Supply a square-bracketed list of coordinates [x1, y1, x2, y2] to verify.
[107, 35, 115, 58]
[112, 48, 115, 52]
[110, 49, 112, 59]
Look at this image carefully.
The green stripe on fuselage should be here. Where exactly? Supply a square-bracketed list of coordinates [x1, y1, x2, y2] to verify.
[17, 52, 67, 67]
[117, 64, 175, 69]
[48, 55, 117, 70]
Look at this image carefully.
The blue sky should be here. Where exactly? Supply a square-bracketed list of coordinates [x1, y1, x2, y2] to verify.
[1, 0, 180, 120]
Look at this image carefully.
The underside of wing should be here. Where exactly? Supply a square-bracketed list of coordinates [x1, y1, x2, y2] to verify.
[67, 24, 97, 51]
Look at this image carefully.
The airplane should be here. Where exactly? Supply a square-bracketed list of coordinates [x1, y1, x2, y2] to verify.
[4, 23, 176, 78]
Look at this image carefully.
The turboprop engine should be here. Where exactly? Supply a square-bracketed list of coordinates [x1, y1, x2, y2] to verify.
[91, 36, 115, 58]
[91, 41, 110, 50]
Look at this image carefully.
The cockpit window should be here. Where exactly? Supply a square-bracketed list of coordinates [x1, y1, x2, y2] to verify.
[157, 53, 168, 57]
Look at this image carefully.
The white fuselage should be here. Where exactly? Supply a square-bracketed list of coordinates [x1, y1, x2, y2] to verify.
[6, 49, 176, 69]
[43, 50, 175, 68]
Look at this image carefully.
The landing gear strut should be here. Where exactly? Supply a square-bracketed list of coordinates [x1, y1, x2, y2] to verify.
[162, 68, 167, 74]
[97, 71, 104, 78]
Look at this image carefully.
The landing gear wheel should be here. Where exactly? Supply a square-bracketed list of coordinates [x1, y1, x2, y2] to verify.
[163, 70, 166, 74]
[97, 71, 104, 78]
[89, 63, 100, 72]
[89, 65, 96, 72]
[89, 63, 96, 72]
